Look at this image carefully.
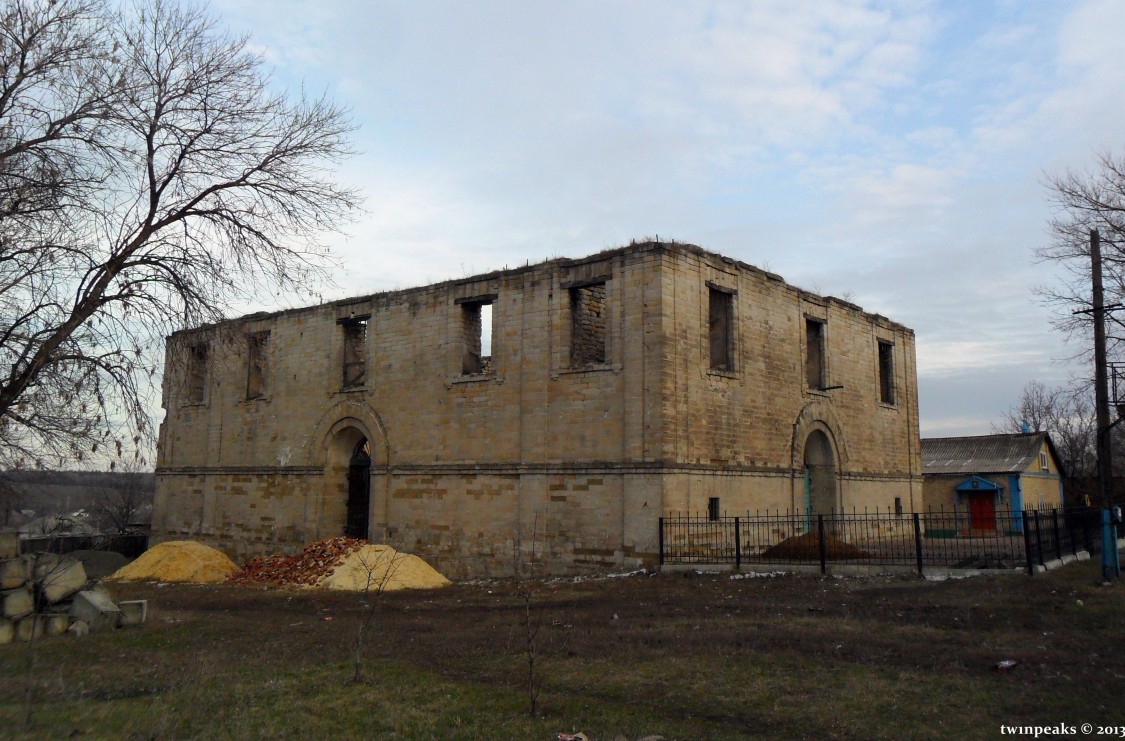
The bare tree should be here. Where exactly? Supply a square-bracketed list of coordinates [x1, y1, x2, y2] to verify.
[994, 380, 1096, 477]
[1040, 151, 1125, 363]
[89, 458, 150, 532]
[0, 473, 22, 525]
[0, 0, 357, 469]
[995, 380, 1059, 435]
[345, 545, 404, 683]
[21, 552, 86, 725]
[509, 512, 571, 718]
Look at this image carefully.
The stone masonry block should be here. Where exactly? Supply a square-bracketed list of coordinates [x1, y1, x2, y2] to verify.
[0, 532, 17, 559]
[0, 618, 12, 644]
[2, 587, 33, 619]
[32, 554, 87, 604]
[0, 557, 29, 589]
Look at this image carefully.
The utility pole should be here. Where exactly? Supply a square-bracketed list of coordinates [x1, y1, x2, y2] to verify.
[1093, 229, 1113, 506]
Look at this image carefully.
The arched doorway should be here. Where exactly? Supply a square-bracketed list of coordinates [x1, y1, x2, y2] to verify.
[346, 438, 371, 540]
[323, 423, 375, 541]
[804, 429, 837, 515]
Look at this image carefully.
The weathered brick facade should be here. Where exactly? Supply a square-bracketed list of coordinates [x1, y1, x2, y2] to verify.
[152, 241, 922, 577]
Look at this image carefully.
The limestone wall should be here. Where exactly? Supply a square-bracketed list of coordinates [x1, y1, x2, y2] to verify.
[155, 246, 666, 574]
[655, 247, 921, 516]
[154, 241, 921, 575]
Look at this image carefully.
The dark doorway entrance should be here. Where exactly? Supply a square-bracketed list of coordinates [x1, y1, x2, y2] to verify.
[803, 430, 836, 515]
[345, 438, 370, 540]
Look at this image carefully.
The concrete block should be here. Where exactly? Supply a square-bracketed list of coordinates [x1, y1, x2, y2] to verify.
[0, 618, 12, 644]
[0, 557, 29, 589]
[2, 587, 33, 619]
[116, 599, 147, 627]
[68, 590, 120, 631]
[32, 554, 87, 604]
[0, 531, 17, 559]
[88, 582, 115, 601]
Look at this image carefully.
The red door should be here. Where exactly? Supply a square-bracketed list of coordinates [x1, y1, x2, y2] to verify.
[968, 492, 995, 532]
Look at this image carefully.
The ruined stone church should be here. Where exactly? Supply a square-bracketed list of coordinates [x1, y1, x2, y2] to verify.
[152, 241, 922, 577]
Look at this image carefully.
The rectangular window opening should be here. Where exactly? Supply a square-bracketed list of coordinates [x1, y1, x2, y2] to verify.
[709, 287, 733, 371]
[461, 301, 493, 375]
[342, 319, 367, 388]
[707, 497, 721, 521]
[570, 282, 607, 367]
[878, 340, 895, 405]
[1040, 451, 1049, 471]
[894, 496, 903, 516]
[806, 319, 825, 390]
[246, 331, 269, 399]
[186, 343, 208, 404]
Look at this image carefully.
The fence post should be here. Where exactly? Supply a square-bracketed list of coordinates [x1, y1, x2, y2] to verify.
[1022, 512, 1034, 575]
[658, 516, 665, 568]
[913, 513, 924, 576]
[734, 517, 741, 570]
[817, 515, 827, 575]
[1069, 511, 1078, 557]
[1052, 510, 1062, 561]
[1034, 510, 1045, 567]
[1086, 509, 1096, 555]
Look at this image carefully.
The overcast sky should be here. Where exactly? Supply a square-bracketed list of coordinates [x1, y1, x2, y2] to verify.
[209, 0, 1125, 437]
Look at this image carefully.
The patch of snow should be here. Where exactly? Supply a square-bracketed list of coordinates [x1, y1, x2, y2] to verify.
[729, 571, 787, 579]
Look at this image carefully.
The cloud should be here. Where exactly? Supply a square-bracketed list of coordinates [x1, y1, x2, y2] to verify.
[203, 0, 1121, 436]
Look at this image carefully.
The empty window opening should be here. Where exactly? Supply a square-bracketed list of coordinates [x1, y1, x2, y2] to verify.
[878, 340, 895, 405]
[246, 331, 269, 399]
[895, 496, 903, 516]
[185, 343, 208, 404]
[709, 287, 734, 371]
[461, 301, 493, 374]
[806, 319, 825, 390]
[708, 497, 721, 521]
[570, 282, 607, 366]
[342, 319, 367, 388]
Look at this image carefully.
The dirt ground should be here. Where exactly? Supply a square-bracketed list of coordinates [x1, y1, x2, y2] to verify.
[4, 559, 1125, 739]
[103, 563, 1117, 682]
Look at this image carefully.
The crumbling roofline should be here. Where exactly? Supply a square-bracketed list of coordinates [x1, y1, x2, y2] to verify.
[167, 239, 913, 340]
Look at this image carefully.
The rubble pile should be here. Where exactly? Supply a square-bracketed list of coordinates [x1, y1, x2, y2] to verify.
[0, 532, 147, 644]
[229, 536, 367, 587]
[229, 537, 450, 591]
[107, 540, 239, 584]
[761, 532, 870, 561]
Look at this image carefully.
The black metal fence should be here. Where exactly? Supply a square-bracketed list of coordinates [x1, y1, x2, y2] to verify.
[19, 533, 149, 559]
[659, 506, 1103, 576]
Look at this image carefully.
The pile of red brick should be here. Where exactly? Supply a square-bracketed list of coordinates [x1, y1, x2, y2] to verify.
[228, 536, 367, 587]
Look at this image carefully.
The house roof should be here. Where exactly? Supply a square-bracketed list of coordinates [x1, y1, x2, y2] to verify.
[921, 431, 1064, 477]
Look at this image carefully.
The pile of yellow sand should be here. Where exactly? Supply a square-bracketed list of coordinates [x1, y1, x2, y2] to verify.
[107, 541, 239, 584]
[319, 544, 450, 592]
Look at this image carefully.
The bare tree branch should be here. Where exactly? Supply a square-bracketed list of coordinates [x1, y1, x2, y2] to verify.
[993, 380, 1096, 477]
[0, 0, 358, 468]
[1039, 150, 1125, 367]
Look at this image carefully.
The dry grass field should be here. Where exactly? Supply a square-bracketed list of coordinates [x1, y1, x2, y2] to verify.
[2, 559, 1124, 739]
